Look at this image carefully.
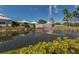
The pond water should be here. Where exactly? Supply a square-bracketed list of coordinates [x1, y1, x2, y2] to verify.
[0, 30, 79, 52]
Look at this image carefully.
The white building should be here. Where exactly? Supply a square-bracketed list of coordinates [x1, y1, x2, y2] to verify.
[0, 13, 12, 27]
[34, 20, 53, 28]
[17, 19, 29, 24]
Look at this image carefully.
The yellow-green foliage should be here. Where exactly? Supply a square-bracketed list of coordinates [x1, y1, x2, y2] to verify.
[2, 37, 79, 54]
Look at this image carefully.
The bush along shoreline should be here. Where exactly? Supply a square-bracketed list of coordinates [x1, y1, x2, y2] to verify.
[1, 37, 79, 54]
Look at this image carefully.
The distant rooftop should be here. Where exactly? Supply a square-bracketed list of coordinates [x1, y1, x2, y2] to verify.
[0, 13, 11, 20]
[30, 21, 37, 24]
[17, 19, 38, 24]
[17, 19, 29, 23]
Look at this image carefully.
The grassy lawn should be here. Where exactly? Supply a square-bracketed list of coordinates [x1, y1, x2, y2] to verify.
[53, 25, 79, 31]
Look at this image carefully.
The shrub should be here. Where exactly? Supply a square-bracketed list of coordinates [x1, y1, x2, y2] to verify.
[2, 37, 79, 54]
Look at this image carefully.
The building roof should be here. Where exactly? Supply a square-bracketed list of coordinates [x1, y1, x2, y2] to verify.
[46, 20, 53, 24]
[18, 19, 38, 24]
[30, 21, 37, 24]
[18, 19, 29, 23]
[0, 13, 11, 20]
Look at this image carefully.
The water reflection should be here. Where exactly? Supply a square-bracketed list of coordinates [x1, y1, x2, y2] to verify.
[0, 30, 79, 52]
[0, 32, 18, 42]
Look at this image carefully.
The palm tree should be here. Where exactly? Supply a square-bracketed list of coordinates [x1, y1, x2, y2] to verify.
[63, 15, 68, 26]
[76, 6, 79, 26]
[63, 8, 69, 15]
[63, 8, 69, 26]
[70, 13, 74, 27]
[77, 6, 79, 11]
[72, 11, 78, 26]
[65, 13, 73, 26]
[72, 6, 79, 26]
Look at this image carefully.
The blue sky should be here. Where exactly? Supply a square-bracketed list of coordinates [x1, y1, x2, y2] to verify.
[0, 5, 77, 23]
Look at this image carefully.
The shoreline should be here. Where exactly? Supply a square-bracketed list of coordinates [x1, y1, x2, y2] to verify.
[0, 26, 30, 33]
[0, 26, 79, 33]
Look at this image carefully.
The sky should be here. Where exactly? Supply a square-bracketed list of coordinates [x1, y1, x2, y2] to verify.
[0, 5, 77, 23]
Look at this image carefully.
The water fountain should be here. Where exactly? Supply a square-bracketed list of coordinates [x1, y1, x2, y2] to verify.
[45, 5, 54, 34]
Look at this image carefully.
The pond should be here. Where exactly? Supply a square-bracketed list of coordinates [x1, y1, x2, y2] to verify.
[0, 30, 79, 52]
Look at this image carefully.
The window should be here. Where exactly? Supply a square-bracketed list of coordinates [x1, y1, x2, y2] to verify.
[0, 22, 5, 24]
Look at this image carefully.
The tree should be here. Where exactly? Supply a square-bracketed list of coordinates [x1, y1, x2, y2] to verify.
[55, 22, 61, 25]
[73, 11, 78, 17]
[12, 21, 19, 27]
[38, 19, 47, 24]
[63, 8, 69, 15]
[72, 7, 79, 26]
[76, 6, 79, 26]
[77, 6, 79, 11]
[63, 8, 72, 26]
[23, 23, 30, 27]
[63, 7, 79, 27]
[63, 9, 69, 26]
[72, 11, 78, 26]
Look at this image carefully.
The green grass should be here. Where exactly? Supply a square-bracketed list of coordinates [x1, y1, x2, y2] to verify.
[1, 37, 79, 54]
